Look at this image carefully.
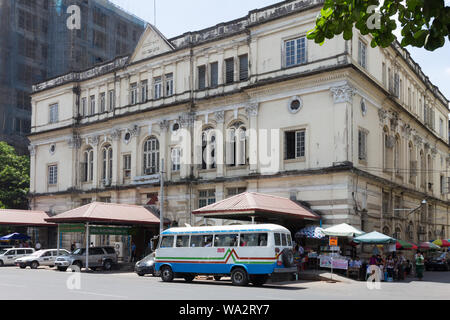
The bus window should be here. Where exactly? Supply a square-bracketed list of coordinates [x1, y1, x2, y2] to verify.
[240, 233, 268, 247]
[191, 235, 213, 247]
[274, 233, 281, 246]
[176, 235, 190, 248]
[160, 236, 175, 248]
[287, 234, 292, 247]
[281, 233, 287, 246]
[214, 234, 238, 247]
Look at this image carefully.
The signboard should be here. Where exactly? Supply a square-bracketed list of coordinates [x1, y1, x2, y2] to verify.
[329, 237, 338, 246]
[319, 256, 348, 270]
[59, 224, 131, 236]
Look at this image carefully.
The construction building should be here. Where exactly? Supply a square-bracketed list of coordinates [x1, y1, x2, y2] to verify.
[0, 0, 146, 153]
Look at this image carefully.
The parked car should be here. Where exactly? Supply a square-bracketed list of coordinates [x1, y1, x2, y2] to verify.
[135, 252, 159, 277]
[55, 247, 118, 272]
[15, 249, 70, 269]
[0, 248, 35, 266]
[425, 252, 450, 271]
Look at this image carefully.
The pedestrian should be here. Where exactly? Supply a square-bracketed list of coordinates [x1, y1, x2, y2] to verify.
[415, 251, 425, 281]
[131, 242, 137, 262]
[70, 242, 76, 252]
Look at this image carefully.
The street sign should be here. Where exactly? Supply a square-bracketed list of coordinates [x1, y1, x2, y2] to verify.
[329, 237, 338, 246]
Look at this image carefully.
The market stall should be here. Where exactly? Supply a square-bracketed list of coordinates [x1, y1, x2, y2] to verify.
[294, 225, 326, 270]
[319, 224, 364, 276]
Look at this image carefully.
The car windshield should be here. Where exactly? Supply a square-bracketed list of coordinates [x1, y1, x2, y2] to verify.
[0, 249, 7, 255]
[72, 248, 85, 255]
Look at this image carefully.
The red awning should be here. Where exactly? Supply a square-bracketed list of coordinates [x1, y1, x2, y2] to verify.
[192, 192, 320, 221]
[45, 202, 160, 226]
[0, 209, 56, 227]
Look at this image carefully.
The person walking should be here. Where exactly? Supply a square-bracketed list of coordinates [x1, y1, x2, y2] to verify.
[415, 251, 425, 281]
[131, 242, 137, 262]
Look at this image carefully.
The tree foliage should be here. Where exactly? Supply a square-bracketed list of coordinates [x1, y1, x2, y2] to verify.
[0, 142, 30, 209]
[307, 0, 450, 51]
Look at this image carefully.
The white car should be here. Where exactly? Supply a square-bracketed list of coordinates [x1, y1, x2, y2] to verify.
[15, 249, 70, 269]
[0, 248, 35, 266]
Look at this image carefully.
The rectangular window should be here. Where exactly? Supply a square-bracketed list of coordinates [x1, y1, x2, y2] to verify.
[225, 58, 234, 84]
[108, 90, 115, 111]
[81, 97, 87, 116]
[358, 130, 368, 161]
[154, 77, 162, 99]
[358, 39, 367, 69]
[123, 154, 131, 179]
[99, 92, 106, 112]
[130, 83, 138, 105]
[382, 62, 386, 87]
[176, 236, 190, 248]
[214, 234, 238, 247]
[48, 165, 57, 185]
[210, 62, 218, 88]
[274, 233, 281, 246]
[226, 187, 247, 198]
[285, 37, 306, 67]
[49, 103, 58, 124]
[285, 130, 306, 160]
[171, 147, 181, 172]
[140, 80, 148, 102]
[239, 54, 248, 81]
[89, 95, 95, 115]
[198, 65, 206, 90]
[165, 73, 173, 96]
[190, 235, 213, 248]
[160, 236, 174, 248]
[240, 233, 268, 247]
[199, 189, 216, 208]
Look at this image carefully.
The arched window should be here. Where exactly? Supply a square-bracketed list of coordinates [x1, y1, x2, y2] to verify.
[82, 148, 94, 182]
[383, 127, 394, 172]
[201, 127, 216, 170]
[393, 227, 402, 240]
[101, 144, 113, 184]
[143, 137, 159, 175]
[226, 122, 247, 167]
[427, 154, 433, 191]
[394, 135, 401, 176]
[408, 142, 416, 184]
[420, 150, 426, 189]
[382, 226, 390, 237]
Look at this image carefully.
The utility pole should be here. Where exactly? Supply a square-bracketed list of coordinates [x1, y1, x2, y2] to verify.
[160, 160, 164, 234]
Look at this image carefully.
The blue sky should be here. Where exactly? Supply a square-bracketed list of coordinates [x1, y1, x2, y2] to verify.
[110, 0, 450, 101]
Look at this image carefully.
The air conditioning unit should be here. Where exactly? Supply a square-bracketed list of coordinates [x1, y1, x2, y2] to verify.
[114, 242, 125, 262]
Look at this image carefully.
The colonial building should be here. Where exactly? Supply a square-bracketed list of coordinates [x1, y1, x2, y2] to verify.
[29, 0, 450, 245]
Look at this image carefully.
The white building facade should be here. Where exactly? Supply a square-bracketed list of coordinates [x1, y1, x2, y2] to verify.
[29, 0, 450, 244]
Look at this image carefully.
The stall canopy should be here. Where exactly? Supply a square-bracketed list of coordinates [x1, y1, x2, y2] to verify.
[192, 192, 320, 223]
[295, 225, 325, 239]
[322, 223, 364, 237]
[419, 242, 441, 250]
[0, 209, 55, 227]
[432, 239, 450, 248]
[0, 233, 30, 241]
[45, 202, 160, 226]
[396, 239, 418, 250]
[353, 231, 396, 244]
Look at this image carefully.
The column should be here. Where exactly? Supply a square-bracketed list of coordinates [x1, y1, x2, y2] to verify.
[215, 111, 225, 177]
[159, 120, 170, 181]
[111, 129, 121, 186]
[28, 144, 36, 194]
[246, 104, 259, 174]
[130, 125, 141, 179]
[89, 135, 100, 189]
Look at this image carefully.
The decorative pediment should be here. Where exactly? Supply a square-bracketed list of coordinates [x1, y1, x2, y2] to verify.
[129, 24, 174, 63]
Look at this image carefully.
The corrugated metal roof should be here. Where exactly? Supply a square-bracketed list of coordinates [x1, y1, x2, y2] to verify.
[45, 202, 160, 226]
[0, 209, 56, 227]
[192, 192, 320, 221]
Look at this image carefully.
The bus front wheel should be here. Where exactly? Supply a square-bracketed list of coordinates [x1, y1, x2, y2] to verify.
[161, 266, 174, 282]
[231, 268, 249, 286]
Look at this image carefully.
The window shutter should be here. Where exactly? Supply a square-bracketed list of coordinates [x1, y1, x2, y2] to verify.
[226, 129, 235, 166]
[237, 129, 246, 165]
[225, 58, 234, 84]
